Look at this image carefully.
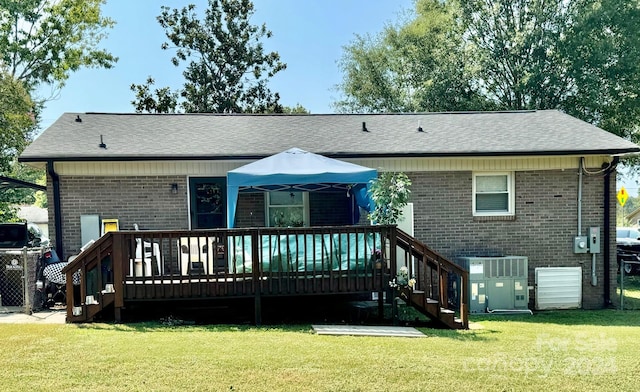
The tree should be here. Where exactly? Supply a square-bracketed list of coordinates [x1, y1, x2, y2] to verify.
[562, 0, 640, 144]
[131, 0, 286, 114]
[130, 77, 180, 114]
[0, 0, 117, 92]
[368, 172, 412, 225]
[461, 0, 574, 110]
[0, 71, 34, 175]
[0, 0, 115, 210]
[336, 0, 492, 113]
[280, 103, 309, 114]
[0, 71, 35, 220]
[461, 0, 640, 141]
[336, 0, 640, 148]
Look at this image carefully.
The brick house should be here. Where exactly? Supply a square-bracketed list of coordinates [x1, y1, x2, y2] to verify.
[19, 110, 639, 310]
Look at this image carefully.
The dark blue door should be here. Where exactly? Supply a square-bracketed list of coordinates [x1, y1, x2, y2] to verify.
[189, 177, 226, 229]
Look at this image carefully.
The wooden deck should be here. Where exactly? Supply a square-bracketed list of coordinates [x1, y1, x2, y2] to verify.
[62, 225, 469, 328]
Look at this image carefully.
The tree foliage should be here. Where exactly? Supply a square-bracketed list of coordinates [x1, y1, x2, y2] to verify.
[336, 0, 491, 113]
[0, 72, 36, 219]
[461, 0, 573, 110]
[280, 103, 309, 114]
[130, 77, 180, 114]
[0, 0, 117, 92]
[336, 0, 640, 146]
[0, 71, 34, 175]
[131, 0, 286, 114]
[368, 172, 412, 225]
[0, 0, 114, 208]
[0, 71, 36, 220]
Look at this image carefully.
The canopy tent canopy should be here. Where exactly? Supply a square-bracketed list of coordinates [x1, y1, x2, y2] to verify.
[226, 148, 377, 228]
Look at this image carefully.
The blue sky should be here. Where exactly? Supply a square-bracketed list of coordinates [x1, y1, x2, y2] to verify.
[34, 0, 638, 194]
[38, 0, 414, 129]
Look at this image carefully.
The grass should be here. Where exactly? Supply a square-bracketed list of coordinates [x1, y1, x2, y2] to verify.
[1, 310, 639, 391]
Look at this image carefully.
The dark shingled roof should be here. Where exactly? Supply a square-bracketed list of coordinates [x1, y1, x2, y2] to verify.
[19, 110, 640, 162]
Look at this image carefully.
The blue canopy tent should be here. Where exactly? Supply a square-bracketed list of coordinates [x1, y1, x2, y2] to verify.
[226, 148, 377, 228]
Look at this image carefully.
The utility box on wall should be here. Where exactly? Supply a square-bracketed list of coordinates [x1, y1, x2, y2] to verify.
[458, 256, 529, 313]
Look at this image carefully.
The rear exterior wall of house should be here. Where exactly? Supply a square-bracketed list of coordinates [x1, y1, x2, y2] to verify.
[47, 176, 190, 257]
[407, 169, 616, 310]
[47, 168, 616, 309]
[47, 177, 356, 257]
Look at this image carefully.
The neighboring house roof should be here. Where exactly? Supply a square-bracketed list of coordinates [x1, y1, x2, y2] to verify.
[19, 110, 640, 162]
[626, 206, 640, 226]
[17, 205, 48, 224]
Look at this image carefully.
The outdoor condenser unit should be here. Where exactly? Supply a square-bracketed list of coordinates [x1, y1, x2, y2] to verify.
[458, 256, 529, 313]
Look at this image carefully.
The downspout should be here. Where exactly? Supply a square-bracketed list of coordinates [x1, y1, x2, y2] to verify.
[47, 161, 64, 258]
[603, 157, 619, 306]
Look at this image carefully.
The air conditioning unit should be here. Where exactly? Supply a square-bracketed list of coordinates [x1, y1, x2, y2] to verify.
[458, 256, 529, 313]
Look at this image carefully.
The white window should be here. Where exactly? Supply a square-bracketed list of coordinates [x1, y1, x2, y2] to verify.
[473, 172, 515, 216]
[265, 192, 309, 227]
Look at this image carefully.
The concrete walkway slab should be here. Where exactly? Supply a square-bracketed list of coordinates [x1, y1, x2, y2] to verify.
[312, 324, 426, 338]
[0, 308, 66, 324]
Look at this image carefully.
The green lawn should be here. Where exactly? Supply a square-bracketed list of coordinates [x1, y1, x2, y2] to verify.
[1, 310, 639, 391]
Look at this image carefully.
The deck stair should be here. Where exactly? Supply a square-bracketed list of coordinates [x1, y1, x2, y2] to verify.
[393, 229, 469, 329]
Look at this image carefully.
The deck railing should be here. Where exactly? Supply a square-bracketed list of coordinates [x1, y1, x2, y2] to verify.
[62, 225, 394, 323]
[62, 225, 468, 327]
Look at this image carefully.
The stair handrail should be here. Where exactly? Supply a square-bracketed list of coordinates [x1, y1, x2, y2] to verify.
[61, 232, 118, 321]
[394, 228, 469, 328]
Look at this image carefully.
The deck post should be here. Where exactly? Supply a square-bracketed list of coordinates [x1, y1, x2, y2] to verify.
[461, 267, 469, 328]
[389, 226, 398, 325]
[252, 230, 262, 326]
[112, 233, 125, 322]
[65, 261, 75, 322]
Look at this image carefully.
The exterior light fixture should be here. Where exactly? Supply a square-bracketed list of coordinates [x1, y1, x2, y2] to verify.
[171, 183, 178, 194]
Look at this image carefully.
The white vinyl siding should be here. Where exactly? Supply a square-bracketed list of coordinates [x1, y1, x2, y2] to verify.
[51, 156, 609, 176]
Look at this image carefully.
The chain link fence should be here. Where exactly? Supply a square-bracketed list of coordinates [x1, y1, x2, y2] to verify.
[0, 248, 40, 313]
[618, 261, 640, 310]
